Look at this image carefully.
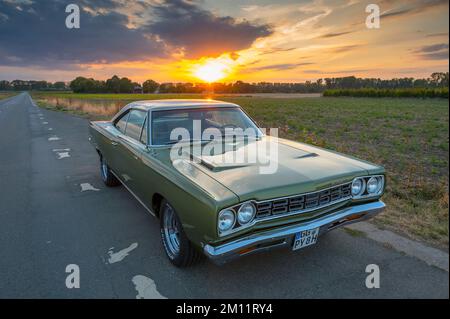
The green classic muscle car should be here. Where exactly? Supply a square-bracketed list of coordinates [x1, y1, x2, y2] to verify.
[89, 99, 386, 267]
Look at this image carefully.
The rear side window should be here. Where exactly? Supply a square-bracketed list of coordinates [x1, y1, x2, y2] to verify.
[125, 110, 147, 141]
[115, 112, 129, 133]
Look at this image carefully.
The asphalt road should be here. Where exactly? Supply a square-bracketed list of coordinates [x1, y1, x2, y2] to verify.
[0, 93, 448, 298]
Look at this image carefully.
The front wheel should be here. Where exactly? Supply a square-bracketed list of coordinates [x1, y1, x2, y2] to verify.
[160, 200, 202, 267]
[100, 156, 121, 187]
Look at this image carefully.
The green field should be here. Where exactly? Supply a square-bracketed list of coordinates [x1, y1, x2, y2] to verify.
[324, 87, 449, 98]
[33, 92, 449, 249]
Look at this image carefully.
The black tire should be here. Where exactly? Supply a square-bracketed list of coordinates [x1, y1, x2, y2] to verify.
[100, 155, 121, 187]
[160, 200, 202, 267]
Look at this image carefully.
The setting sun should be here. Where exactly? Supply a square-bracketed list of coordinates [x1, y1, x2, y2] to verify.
[193, 60, 228, 82]
[190, 55, 237, 83]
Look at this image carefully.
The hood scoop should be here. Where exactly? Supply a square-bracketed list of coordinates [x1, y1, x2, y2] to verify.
[194, 155, 251, 172]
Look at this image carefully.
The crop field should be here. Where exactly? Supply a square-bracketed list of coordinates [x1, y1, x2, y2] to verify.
[32, 92, 449, 249]
[323, 87, 449, 98]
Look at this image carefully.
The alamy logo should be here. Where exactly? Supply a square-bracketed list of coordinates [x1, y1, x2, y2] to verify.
[65, 4, 80, 29]
[365, 264, 380, 288]
[169, 124, 279, 175]
[65, 264, 80, 289]
[366, 4, 381, 29]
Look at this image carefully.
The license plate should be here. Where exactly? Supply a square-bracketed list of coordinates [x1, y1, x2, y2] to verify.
[292, 227, 320, 251]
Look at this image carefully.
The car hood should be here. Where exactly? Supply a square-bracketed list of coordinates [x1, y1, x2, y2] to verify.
[159, 136, 383, 202]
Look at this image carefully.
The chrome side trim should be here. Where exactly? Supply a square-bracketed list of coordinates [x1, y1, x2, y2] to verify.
[204, 200, 386, 265]
[110, 171, 156, 217]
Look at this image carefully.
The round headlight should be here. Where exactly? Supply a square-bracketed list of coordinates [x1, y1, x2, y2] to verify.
[237, 202, 256, 225]
[367, 176, 382, 194]
[352, 178, 365, 196]
[218, 209, 235, 232]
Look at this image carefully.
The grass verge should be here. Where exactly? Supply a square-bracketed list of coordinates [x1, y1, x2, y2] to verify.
[0, 92, 16, 100]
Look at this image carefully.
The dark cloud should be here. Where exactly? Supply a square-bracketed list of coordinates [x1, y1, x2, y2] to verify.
[0, 0, 272, 68]
[259, 47, 297, 55]
[417, 50, 449, 60]
[147, 0, 272, 58]
[380, 0, 448, 20]
[413, 43, 449, 60]
[380, 8, 412, 19]
[0, 0, 167, 68]
[318, 31, 354, 39]
[304, 68, 372, 75]
[249, 62, 314, 72]
[331, 45, 361, 53]
[416, 43, 449, 53]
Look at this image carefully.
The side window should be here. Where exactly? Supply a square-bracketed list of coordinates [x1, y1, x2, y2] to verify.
[140, 117, 148, 144]
[125, 110, 147, 141]
[115, 112, 129, 133]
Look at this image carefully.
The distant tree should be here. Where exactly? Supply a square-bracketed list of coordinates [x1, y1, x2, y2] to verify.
[105, 75, 121, 93]
[53, 81, 67, 90]
[11, 80, 31, 91]
[0, 80, 11, 90]
[159, 83, 175, 93]
[142, 79, 159, 93]
[118, 77, 134, 93]
[430, 72, 449, 87]
[103, 75, 135, 93]
[413, 79, 428, 88]
[70, 77, 105, 93]
[29, 80, 50, 90]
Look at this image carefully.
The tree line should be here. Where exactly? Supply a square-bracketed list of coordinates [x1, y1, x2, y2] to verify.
[0, 79, 67, 91]
[1, 72, 448, 94]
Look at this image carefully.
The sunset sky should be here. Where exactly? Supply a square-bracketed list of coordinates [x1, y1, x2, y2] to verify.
[0, 0, 448, 83]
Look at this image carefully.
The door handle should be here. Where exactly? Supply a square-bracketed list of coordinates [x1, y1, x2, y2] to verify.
[111, 141, 118, 146]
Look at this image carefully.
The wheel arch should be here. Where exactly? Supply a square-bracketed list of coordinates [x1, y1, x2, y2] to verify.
[152, 193, 164, 218]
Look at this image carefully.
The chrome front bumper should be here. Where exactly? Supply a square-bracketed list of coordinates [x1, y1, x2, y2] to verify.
[204, 200, 385, 265]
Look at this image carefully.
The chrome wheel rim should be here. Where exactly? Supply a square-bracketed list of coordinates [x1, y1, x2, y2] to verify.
[101, 158, 108, 181]
[162, 204, 180, 258]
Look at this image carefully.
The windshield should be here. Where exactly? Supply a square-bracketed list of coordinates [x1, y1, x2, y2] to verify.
[151, 107, 262, 145]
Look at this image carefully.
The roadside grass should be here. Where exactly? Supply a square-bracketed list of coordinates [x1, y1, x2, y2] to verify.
[0, 92, 16, 100]
[33, 92, 449, 249]
[36, 100, 92, 118]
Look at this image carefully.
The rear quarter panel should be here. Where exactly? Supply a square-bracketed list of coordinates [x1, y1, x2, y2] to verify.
[89, 121, 116, 161]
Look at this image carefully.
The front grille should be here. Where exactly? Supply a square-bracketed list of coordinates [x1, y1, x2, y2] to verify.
[255, 183, 352, 219]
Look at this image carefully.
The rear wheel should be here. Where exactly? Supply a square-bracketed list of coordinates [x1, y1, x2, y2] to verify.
[160, 200, 201, 267]
[100, 156, 121, 187]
